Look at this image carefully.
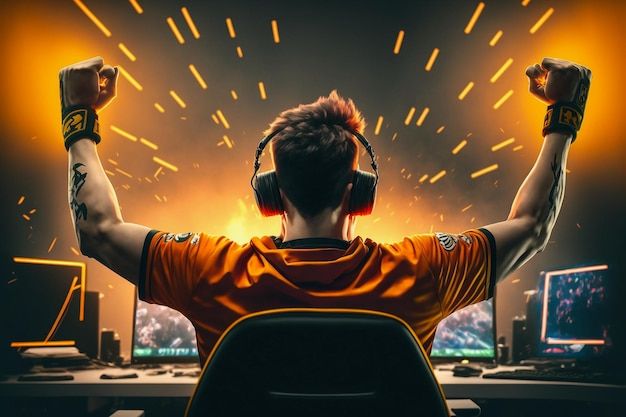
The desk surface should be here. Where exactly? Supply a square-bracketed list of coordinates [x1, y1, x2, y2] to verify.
[1, 366, 624, 403]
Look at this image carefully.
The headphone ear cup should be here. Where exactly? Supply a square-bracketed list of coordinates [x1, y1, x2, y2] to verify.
[349, 170, 377, 216]
[253, 171, 284, 216]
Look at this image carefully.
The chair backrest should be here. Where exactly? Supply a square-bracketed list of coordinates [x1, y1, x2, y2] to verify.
[185, 308, 449, 417]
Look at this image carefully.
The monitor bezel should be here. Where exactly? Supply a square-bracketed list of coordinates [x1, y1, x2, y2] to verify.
[130, 290, 200, 365]
[429, 286, 498, 364]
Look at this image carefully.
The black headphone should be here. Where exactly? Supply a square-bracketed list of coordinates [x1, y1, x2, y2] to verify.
[250, 125, 379, 217]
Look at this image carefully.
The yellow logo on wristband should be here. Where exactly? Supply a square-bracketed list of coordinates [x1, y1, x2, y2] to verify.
[558, 106, 582, 130]
[63, 109, 87, 136]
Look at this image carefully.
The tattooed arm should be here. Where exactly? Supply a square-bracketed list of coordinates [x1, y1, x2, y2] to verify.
[480, 57, 590, 284]
[480, 132, 571, 283]
[69, 139, 150, 285]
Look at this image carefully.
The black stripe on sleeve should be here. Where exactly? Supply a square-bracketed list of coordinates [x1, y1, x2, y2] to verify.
[478, 227, 497, 299]
[138, 229, 160, 301]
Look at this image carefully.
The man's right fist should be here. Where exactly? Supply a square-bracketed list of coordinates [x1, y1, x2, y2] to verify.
[59, 56, 118, 112]
[525, 57, 591, 105]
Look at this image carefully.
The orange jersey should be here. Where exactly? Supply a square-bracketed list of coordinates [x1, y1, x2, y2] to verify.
[139, 229, 496, 364]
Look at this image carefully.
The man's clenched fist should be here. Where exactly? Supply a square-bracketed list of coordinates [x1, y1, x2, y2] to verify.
[525, 57, 591, 105]
[59, 56, 118, 111]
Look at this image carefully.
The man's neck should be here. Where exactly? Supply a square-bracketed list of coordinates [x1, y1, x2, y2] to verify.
[281, 209, 350, 241]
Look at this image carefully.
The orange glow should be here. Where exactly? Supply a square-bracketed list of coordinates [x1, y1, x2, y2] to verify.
[216, 110, 230, 129]
[393, 30, 404, 54]
[181, 7, 200, 39]
[154, 102, 165, 113]
[73, 0, 111, 37]
[230, 90, 238, 100]
[11, 340, 76, 348]
[139, 137, 158, 150]
[464, 2, 485, 35]
[47, 237, 58, 253]
[236, 46, 244, 58]
[271, 19, 280, 43]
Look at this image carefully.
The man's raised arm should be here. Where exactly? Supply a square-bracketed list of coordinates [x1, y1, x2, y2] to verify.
[482, 57, 591, 284]
[62, 56, 150, 285]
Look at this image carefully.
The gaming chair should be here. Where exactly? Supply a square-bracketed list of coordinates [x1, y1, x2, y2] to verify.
[184, 309, 478, 417]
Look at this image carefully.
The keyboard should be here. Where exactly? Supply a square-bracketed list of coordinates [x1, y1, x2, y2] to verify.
[483, 368, 624, 385]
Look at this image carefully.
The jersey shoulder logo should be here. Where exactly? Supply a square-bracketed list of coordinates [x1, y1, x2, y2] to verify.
[435, 232, 458, 251]
[174, 232, 193, 243]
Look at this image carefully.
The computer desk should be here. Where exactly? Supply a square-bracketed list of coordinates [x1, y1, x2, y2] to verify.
[0, 366, 624, 403]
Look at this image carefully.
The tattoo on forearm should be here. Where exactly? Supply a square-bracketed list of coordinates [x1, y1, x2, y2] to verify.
[548, 153, 562, 212]
[70, 163, 88, 222]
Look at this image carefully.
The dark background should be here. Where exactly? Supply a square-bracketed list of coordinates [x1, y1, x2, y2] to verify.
[0, 0, 624, 359]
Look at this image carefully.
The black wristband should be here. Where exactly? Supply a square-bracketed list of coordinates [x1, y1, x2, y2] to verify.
[62, 105, 101, 151]
[541, 76, 590, 143]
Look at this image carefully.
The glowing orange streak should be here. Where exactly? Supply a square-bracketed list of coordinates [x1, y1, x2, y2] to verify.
[416, 107, 430, 126]
[189, 64, 208, 89]
[521, 0, 531, 6]
[226, 18, 236, 38]
[429, 170, 446, 184]
[118, 66, 143, 91]
[216, 110, 230, 129]
[425, 48, 439, 71]
[115, 168, 133, 178]
[154, 102, 165, 113]
[470, 164, 499, 179]
[166, 17, 185, 44]
[118, 43, 136, 62]
[458, 81, 474, 100]
[128, 0, 143, 14]
[464, 2, 485, 34]
[258, 81, 267, 100]
[493, 89, 514, 109]
[491, 137, 515, 151]
[140, 137, 158, 150]
[110, 125, 138, 142]
[11, 341, 76, 348]
[73, 0, 111, 37]
[169, 90, 187, 108]
[17, 195, 25, 205]
[490, 58, 513, 83]
[530, 8, 554, 34]
[436, 126, 445, 134]
[181, 7, 200, 39]
[47, 237, 57, 253]
[393, 30, 404, 54]
[271, 19, 280, 43]
[230, 90, 238, 100]
[223, 135, 233, 149]
[452, 140, 467, 155]
[153, 156, 179, 172]
[374, 116, 384, 135]
[404, 107, 416, 125]
[489, 30, 503, 46]
[236, 46, 244, 58]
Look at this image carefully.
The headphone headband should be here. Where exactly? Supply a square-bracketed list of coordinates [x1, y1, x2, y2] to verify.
[250, 125, 379, 192]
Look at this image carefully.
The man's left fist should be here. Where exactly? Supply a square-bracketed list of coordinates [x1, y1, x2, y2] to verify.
[59, 56, 118, 112]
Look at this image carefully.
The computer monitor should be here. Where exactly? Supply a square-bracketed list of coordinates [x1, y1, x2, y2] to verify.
[131, 296, 199, 364]
[535, 264, 611, 358]
[430, 298, 495, 361]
